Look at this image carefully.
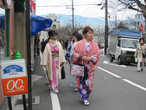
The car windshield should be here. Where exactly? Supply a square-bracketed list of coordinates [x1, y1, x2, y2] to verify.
[121, 39, 138, 49]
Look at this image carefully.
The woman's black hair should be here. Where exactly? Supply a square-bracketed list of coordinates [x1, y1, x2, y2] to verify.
[139, 37, 144, 42]
[48, 30, 58, 37]
[72, 31, 83, 41]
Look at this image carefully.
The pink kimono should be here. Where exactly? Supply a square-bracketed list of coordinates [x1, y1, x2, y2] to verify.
[73, 39, 100, 101]
[49, 42, 59, 91]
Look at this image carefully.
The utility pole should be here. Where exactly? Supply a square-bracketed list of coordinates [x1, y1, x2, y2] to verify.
[72, 0, 74, 30]
[104, 0, 108, 55]
[26, 0, 32, 110]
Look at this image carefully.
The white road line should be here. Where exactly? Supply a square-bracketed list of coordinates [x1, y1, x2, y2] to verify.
[98, 67, 122, 79]
[103, 61, 127, 68]
[98, 66, 146, 92]
[122, 79, 146, 91]
[50, 92, 61, 110]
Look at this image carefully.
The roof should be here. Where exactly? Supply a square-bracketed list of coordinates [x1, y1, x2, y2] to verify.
[110, 29, 141, 38]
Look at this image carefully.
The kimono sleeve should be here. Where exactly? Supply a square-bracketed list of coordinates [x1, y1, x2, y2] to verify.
[40, 44, 49, 66]
[90, 43, 100, 65]
[72, 43, 80, 63]
[58, 42, 66, 63]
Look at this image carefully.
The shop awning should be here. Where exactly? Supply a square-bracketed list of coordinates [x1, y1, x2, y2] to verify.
[0, 15, 53, 36]
[31, 15, 52, 36]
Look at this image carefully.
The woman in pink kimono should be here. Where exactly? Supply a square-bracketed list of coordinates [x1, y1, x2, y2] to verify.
[41, 30, 66, 93]
[72, 26, 100, 105]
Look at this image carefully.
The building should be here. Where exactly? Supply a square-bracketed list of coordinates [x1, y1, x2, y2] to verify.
[0, 0, 15, 106]
[46, 14, 60, 30]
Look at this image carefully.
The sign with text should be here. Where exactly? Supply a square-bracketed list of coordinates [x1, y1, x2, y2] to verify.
[1, 59, 28, 96]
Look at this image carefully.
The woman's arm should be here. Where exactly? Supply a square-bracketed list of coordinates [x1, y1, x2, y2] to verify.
[72, 43, 80, 63]
[90, 44, 100, 65]
[40, 44, 49, 66]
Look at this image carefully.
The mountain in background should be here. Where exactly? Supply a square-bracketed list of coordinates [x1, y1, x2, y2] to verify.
[42, 14, 138, 30]
[56, 14, 105, 28]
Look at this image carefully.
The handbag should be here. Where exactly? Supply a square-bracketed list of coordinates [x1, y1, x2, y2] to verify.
[71, 64, 84, 76]
[61, 66, 66, 79]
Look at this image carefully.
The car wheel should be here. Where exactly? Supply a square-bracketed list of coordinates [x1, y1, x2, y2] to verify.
[118, 56, 123, 65]
[110, 55, 113, 62]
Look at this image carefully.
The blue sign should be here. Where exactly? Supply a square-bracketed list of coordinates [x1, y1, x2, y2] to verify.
[3, 65, 23, 74]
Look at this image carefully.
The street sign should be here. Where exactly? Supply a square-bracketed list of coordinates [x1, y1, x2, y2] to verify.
[0, 59, 28, 96]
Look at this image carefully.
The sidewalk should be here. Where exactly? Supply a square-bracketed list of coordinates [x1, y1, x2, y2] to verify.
[32, 56, 52, 110]
[4, 56, 52, 110]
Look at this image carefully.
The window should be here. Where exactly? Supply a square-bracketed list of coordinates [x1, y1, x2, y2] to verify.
[117, 39, 121, 47]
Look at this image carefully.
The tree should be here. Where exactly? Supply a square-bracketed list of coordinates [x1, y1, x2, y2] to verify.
[119, 0, 146, 29]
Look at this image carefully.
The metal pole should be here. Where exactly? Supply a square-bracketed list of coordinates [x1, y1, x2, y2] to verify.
[7, 97, 12, 110]
[104, 0, 108, 55]
[22, 95, 27, 110]
[115, 15, 117, 27]
[25, 0, 32, 110]
[5, 9, 10, 57]
[72, 0, 74, 30]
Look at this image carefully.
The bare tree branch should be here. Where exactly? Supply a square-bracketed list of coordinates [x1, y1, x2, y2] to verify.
[134, 0, 145, 10]
[119, 0, 146, 14]
[128, 5, 142, 12]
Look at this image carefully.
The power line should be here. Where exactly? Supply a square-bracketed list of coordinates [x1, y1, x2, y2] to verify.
[37, 3, 102, 7]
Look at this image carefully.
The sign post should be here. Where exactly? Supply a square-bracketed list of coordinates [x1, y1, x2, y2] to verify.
[1, 59, 28, 96]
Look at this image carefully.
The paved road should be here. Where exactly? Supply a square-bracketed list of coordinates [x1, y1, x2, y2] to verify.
[57, 56, 146, 110]
[31, 56, 146, 110]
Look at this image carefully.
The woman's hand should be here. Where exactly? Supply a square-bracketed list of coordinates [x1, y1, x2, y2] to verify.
[41, 65, 47, 71]
[82, 56, 91, 61]
[60, 62, 65, 67]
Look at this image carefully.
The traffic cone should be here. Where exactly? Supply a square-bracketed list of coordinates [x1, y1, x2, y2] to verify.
[14, 50, 22, 59]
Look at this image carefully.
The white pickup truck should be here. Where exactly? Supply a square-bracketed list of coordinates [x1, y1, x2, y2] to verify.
[107, 29, 142, 64]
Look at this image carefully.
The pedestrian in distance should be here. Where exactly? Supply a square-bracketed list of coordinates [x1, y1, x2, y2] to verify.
[69, 31, 83, 90]
[41, 30, 66, 94]
[72, 26, 100, 106]
[40, 37, 50, 69]
[135, 37, 146, 72]
[34, 35, 40, 57]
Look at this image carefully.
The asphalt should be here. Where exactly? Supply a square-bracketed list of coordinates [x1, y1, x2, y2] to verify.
[59, 55, 146, 110]
[2, 54, 146, 110]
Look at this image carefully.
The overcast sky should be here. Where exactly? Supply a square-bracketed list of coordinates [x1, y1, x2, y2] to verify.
[36, 0, 136, 20]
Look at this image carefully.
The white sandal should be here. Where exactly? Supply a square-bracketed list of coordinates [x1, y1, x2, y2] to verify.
[83, 100, 90, 106]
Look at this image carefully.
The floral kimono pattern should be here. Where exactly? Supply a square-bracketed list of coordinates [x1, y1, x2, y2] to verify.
[73, 39, 100, 101]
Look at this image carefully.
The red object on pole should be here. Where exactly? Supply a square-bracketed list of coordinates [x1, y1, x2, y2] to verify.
[30, 0, 36, 14]
[140, 24, 143, 32]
